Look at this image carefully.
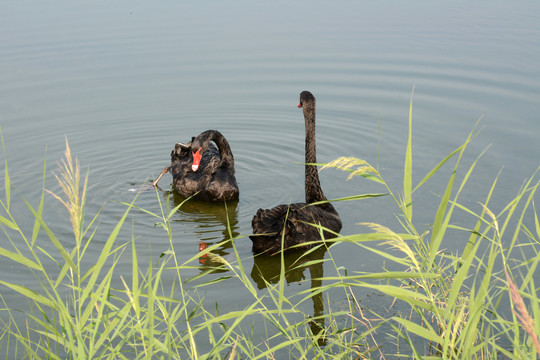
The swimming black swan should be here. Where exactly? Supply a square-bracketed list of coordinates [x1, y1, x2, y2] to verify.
[153, 130, 239, 202]
[250, 91, 342, 254]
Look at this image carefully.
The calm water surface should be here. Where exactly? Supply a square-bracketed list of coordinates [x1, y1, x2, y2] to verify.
[1, 0, 539, 354]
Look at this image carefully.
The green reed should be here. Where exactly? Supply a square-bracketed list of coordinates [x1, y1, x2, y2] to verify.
[320, 91, 540, 358]
[0, 91, 539, 359]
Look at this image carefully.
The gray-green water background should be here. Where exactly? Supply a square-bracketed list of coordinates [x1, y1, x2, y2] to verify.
[1, 0, 539, 349]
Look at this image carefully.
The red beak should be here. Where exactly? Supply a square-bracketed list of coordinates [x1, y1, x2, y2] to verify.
[192, 148, 202, 171]
[199, 241, 208, 264]
[297, 102, 302, 108]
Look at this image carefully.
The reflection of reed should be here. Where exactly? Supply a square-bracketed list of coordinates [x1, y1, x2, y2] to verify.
[251, 245, 328, 344]
[167, 190, 239, 270]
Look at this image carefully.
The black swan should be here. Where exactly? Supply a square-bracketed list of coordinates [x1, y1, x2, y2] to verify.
[250, 91, 342, 254]
[153, 130, 239, 202]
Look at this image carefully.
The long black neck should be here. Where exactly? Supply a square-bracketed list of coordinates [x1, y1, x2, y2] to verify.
[197, 130, 235, 170]
[303, 100, 337, 214]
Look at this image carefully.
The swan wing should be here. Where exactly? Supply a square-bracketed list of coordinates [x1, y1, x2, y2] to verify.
[250, 203, 332, 254]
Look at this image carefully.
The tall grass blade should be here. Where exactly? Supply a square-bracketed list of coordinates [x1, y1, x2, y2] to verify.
[309, 193, 387, 207]
[0, 281, 56, 308]
[534, 200, 540, 241]
[392, 317, 442, 344]
[461, 169, 500, 261]
[360, 283, 442, 314]
[131, 233, 140, 318]
[507, 176, 539, 254]
[320, 271, 436, 281]
[403, 86, 414, 222]
[23, 198, 76, 270]
[32, 153, 47, 247]
[0, 126, 11, 209]
[80, 194, 138, 307]
[0, 247, 42, 270]
[428, 122, 477, 267]
[0, 215, 18, 230]
[446, 232, 481, 312]
[413, 144, 462, 193]
[460, 239, 497, 357]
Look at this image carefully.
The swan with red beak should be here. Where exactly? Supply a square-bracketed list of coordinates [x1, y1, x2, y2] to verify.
[155, 129, 239, 202]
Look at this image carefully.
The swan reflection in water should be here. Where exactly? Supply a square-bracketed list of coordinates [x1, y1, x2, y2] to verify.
[167, 190, 239, 271]
[165, 188, 327, 343]
[251, 245, 329, 345]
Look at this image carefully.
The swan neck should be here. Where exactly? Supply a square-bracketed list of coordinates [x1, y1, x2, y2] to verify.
[303, 102, 324, 203]
[303, 101, 338, 215]
[202, 130, 235, 167]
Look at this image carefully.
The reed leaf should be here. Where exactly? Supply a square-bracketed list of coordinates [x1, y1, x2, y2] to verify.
[0, 247, 42, 271]
[320, 271, 436, 281]
[392, 317, 442, 344]
[23, 198, 76, 271]
[462, 169, 501, 261]
[131, 234, 140, 318]
[0, 127, 10, 210]
[31, 154, 48, 248]
[80, 196, 137, 310]
[460, 241, 497, 357]
[413, 145, 462, 194]
[507, 177, 540, 257]
[360, 283, 445, 315]
[446, 230, 482, 313]
[0, 215, 17, 230]
[403, 86, 414, 222]
[428, 122, 476, 267]
[309, 193, 387, 207]
[0, 281, 56, 308]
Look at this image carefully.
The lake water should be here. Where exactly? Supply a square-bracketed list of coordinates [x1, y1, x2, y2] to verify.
[1, 0, 540, 355]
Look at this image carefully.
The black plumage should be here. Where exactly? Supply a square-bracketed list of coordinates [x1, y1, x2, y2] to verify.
[250, 91, 342, 254]
[165, 130, 239, 202]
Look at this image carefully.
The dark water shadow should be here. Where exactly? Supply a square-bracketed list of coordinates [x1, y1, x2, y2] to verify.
[168, 187, 327, 343]
[167, 190, 240, 272]
[251, 245, 328, 345]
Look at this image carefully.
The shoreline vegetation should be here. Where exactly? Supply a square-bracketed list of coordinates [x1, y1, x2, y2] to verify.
[1, 100, 540, 359]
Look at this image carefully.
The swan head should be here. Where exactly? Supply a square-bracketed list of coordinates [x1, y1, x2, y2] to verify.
[192, 148, 202, 171]
[297, 90, 316, 109]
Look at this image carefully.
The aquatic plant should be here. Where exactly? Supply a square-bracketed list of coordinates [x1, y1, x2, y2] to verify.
[0, 92, 539, 359]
